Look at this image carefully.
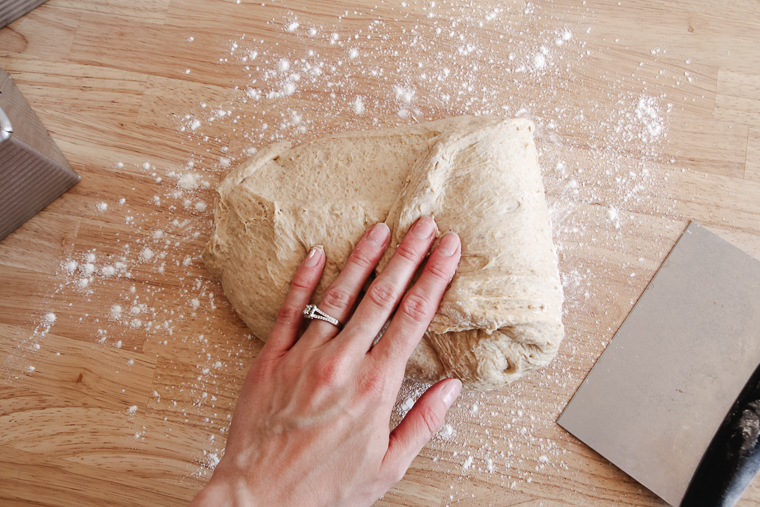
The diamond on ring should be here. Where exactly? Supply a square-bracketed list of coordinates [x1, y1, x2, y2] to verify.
[303, 304, 342, 329]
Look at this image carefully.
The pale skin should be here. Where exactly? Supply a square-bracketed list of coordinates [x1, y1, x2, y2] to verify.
[190, 216, 463, 507]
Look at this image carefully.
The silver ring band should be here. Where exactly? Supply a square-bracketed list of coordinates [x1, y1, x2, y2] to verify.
[303, 304, 342, 329]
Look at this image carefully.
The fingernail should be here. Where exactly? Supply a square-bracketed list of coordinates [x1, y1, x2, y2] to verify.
[441, 378, 462, 409]
[411, 217, 436, 239]
[304, 246, 323, 267]
[437, 232, 460, 257]
[366, 223, 390, 246]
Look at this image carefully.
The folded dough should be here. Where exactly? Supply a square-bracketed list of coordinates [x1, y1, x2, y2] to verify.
[203, 116, 564, 391]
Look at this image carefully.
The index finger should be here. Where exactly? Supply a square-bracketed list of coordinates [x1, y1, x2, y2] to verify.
[370, 232, 461, 370]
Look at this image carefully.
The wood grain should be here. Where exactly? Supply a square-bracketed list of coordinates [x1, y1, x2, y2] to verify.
[2, 0, 760, 505]
[748, 128, 760, 182]
[716, 69, 760, 125]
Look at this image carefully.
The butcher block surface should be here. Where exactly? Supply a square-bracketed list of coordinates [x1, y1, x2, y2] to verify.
[1, 0, 760, 505]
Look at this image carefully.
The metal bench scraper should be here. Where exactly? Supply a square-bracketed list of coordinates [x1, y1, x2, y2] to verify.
[558, 221, 760, 507]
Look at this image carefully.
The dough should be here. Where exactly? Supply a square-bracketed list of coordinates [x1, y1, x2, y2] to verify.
[203, 116, 564, 391]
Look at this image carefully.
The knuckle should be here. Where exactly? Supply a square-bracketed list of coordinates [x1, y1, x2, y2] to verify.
[321, 286, 353, 310]
[357, 371, 387, 399]
[348, 247, 376, 271]
[399, 293, 433, 322]
[424, 261, 451, 283]
[290, 272, 313, 291]
[366, 281, 398, 309]
[394, 240, 423, 262]
[276, 304, 302, 326]
[314, 354, 349, 387]
[417, 404, 444, 438]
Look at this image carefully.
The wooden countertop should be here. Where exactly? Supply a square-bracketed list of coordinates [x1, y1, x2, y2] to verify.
[2, 0, 760, 505]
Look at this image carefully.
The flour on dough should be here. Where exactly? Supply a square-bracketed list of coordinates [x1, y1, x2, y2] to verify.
[203, 116, 564, 391]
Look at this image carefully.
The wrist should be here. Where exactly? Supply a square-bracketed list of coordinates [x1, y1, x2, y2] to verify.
[190, 474, 259, 507]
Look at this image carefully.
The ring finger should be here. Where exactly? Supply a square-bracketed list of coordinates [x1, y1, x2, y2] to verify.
[300, 222, 391, 346]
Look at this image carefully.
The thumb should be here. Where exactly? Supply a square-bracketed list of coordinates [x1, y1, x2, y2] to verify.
[382, 378, 462, 481]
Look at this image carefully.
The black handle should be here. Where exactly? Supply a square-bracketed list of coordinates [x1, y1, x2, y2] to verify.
[681, 361, 760, 507]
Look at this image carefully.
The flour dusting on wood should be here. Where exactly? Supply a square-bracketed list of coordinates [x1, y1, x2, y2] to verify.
[2, 0, 708, 500]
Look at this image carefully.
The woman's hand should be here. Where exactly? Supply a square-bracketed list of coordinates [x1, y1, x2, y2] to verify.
[191, 216, 462, 507]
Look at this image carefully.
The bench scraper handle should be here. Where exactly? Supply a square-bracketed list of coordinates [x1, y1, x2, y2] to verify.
[681, 360, 760, 507]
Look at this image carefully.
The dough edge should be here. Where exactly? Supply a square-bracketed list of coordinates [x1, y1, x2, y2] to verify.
[203, 116, 564, 391]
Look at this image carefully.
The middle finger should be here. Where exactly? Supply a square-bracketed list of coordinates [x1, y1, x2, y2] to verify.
[299, 222, 391, 347]
[338, 216, 438, 351]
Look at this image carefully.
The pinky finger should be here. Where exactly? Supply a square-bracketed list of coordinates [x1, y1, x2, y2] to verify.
[264, 246, 325, 356]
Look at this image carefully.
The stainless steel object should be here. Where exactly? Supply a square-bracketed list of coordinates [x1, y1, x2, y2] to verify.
[0, 67, 80, 242]
[0, 106, 12, 142]
[558, 222, 760, 506]
[1, 0, 48, 29]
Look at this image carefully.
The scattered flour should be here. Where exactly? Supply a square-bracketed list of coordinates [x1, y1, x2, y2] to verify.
[178, 174, 199, 190]
[110, 305, 122, 319]
[635, 95, 665, 139]
[19, 0, 685, 496]
[393, 85, 415, 104]
[352, 96, 365, 115]
[532, 53, 546, 69]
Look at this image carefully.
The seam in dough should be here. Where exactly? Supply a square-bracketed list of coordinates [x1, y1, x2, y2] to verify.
[203, 116, 564, 391]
